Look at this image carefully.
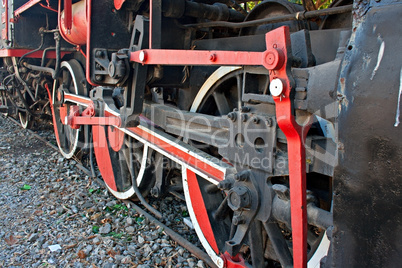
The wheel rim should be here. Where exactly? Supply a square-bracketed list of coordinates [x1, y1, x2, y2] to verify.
[184, 67, 331, 267]
[52, 60, 85, 159]
[18, 111, 31, 129]
[92, 125, 155, 200]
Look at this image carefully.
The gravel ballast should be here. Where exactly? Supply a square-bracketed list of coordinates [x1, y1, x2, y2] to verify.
[0, 115, 206, 268]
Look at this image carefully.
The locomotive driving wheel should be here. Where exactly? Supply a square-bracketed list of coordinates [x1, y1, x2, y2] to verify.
[92, 124, 156, 200]
[184, 67, 332, 267]
[52, 60, 87, 159]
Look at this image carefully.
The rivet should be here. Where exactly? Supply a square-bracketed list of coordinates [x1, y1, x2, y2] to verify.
[209, 53, 216, 62]
[139, 51, 147, 62]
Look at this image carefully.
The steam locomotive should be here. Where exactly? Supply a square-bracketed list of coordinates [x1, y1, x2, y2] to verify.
[0, 0, 400, 267]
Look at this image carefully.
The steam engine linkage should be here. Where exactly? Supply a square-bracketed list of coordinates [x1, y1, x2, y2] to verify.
[0, 0, 401, 268]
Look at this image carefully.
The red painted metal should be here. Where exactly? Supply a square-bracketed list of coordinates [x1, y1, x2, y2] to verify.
[186, 169, 219, 253]
[114, 0, 126, 10]
[221, 252, 246, 268]
[14, 0, 42, 17]
[59, 105, 67, 123]
[64, 0, 72, 33]
[128, 127, 225, 182]
[131, 49, 267, 67]
[59, 0, 87, 45]
[266, 26, 308, 268]
[0, 48, 68, 58]
[92, 125, 118, 191]
[44, 83, 61, 149]
[67, 105, 80, 129]
[149, 0, 153, 49]
[108, 127, 125, 152]
[3, 0, 8, 41]
[67, 115, 122, 129]
[85, 0, 98, 86]
[39, 3, 57, 13]
[65, 103, 121, 129]
[63, 92, 93, 106]
[81, 104, 95, 117]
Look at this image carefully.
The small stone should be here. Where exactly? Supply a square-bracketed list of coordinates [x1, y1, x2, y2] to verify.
[187, 258, 195, 268]
[28, 233, 39, 242]
[74, 262, 83, 268]
[121, 256, 132, 264]
[138, 236, 145, 244]
[99, 223, 111, 234]
[151, 244, 159, 252]
[71, 205, 78, 214]
[92, 236, 101, 245]
[125, 226, 135, 233]
[85, 245, 93, 255]
[115, 255, 124, 263]
[197, 260, 206, 268]
[126, 217, 134, 225]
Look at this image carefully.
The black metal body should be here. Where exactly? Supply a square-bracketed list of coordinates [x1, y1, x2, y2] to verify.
[330, 1, 402, 266]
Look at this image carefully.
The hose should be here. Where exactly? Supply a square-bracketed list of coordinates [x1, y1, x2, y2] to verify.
[185, 4, 353, 29]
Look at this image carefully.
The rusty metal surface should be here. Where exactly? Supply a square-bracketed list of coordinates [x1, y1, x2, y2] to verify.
[330, 1, 402, 267]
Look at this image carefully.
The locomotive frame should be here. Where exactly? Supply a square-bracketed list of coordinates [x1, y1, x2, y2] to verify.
[0, 0, 401, 267]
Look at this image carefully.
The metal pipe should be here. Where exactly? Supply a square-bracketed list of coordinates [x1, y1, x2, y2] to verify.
[272, 195, 333, 230]
[23, 62, 56, 77]
[122, 199, 218, 268]
[163, 0, 245, 22]
[307, 203, 333, 230]
[185, 4, 353, 28]
[130, 145, 163, 219]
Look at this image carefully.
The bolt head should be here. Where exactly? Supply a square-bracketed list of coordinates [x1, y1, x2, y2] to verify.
[218, 179, 233, 190]
[209, 53, 216, 62]
[270, 78, 284, 97]
[95, 50, 104, 58]
[232, 215, 245, 225]
[227, 112, 237, 122]
[234, 171, 249, 182]
[241, 114, 248, 122]
[240, 106, 250, 113]
[228, 186, 251, 211]
[265, 117, 273, 127]
[139, 51, 147, 62]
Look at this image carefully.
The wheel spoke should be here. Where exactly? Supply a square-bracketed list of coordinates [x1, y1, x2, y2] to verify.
[212, 91, 231, 115]
[248, 220, 265, 267]
[236, 74, 243, 110]
[263, 221, 293, 267]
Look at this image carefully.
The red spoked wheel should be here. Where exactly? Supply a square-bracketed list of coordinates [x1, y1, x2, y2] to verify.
[92, 124, 155, 200]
